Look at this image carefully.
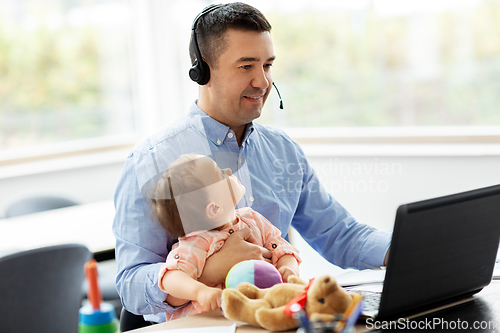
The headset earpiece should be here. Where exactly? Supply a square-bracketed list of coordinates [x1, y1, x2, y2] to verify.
[189, 60, 210, 85]
[189, 4, 223, 85]
[188, 60, 203, 83]
[189, 59, 211, 85]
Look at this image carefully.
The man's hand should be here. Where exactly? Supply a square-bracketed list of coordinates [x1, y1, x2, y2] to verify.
[384, 247, 390, 266]
[199, 227, 272, 287]
[197, 287, 222, 312]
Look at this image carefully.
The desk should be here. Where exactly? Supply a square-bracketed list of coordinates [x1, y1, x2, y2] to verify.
[0, 200, 115, 255]
[128, 281, 500, 333]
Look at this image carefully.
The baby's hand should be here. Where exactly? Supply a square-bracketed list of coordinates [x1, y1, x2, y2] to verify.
[278, 266, 297, 283]
[197, 287, 222, 311]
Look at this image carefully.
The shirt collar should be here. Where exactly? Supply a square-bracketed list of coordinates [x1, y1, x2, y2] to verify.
[188, 101, 255, 146]
[242, 122, 255, 146]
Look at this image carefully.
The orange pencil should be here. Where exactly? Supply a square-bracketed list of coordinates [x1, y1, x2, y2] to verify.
[85, 259, 102, 310]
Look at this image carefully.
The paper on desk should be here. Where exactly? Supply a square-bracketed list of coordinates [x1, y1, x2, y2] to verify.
[493, 261, 500, 280]
[493, 248, 500, 280]
[145, 323, 236, 333]
[336, 269, 386, 287]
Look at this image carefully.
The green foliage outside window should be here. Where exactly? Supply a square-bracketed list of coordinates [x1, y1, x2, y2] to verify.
[0, 15, 104, 148]
[2, 1, 500, 152]
[0, 1, 132, 151]
[261, 1, 500, 127]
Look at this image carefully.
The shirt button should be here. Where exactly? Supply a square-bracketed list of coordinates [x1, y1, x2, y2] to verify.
[228, 229, 234, 234]
[249, 196, 255, 202]
[228, 133, 234, 139]
[272, 243, 277, 249]
[216, 139, 222, 145]
[174, 254, 180, 259]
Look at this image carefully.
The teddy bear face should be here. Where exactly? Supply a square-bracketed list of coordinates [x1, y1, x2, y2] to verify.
[305, 275, 352, 316]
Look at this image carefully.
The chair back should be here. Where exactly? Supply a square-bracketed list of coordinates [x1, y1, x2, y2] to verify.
[120, 307, 153, 332]
[4, 195, 79, 218]
[0, 244, 91, 333]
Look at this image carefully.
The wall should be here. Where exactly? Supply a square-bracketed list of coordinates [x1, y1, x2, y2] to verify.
[293, 149, 500, 279]
[0, 151, 127, 215]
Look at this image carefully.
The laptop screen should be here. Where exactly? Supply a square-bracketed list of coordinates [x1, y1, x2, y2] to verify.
[378, 184, 500, 320]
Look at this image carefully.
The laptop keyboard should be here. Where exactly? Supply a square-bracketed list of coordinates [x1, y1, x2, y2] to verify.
[345, 248, 500, 312]
[362, 292, 381, 311]
[346, 289, 381, 312]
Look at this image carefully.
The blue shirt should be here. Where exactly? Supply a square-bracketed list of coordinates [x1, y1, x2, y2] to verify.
[113, 102, 391, 322]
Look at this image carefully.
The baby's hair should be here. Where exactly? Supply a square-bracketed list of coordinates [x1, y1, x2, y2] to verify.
[150, 154, 210, 238]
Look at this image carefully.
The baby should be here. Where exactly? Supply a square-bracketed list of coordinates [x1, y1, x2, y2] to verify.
[150, 153, 301, 320]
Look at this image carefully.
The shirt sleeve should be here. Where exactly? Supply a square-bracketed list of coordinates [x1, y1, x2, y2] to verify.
[158, 237, 211, 293]
[113, 153, 181, 321]
[289, 143, 392, 270]
[244, 209, 302, 265]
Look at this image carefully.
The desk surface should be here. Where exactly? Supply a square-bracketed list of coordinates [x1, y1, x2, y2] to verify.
[0, 200, 115, 255]
[130, 281, 500, 333]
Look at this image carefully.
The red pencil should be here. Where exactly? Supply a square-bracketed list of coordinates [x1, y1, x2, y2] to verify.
[85, 259, 102, 310]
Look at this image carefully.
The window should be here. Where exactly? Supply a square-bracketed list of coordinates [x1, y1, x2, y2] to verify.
[2, 0, 500, 158]
[0, 0, 134, 152]
[256, 0, 500, 128]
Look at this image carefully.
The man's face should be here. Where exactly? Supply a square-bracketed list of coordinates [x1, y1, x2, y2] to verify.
[203, 29, 275, 128]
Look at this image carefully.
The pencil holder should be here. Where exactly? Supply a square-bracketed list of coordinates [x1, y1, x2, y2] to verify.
[78, 302, 119, 333]
[80, 259, 120, 333]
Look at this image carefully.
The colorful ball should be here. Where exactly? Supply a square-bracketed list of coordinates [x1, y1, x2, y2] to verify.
[225, 259, 283, 289]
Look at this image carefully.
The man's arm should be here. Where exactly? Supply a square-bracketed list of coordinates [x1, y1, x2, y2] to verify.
[113, 156, 175, 319]
[289, 143, 392, 270]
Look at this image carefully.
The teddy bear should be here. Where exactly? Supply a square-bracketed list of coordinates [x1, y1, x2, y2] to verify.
[221, 274, 355, 331]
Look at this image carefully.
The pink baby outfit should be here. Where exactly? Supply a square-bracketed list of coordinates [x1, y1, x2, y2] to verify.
[158, 207, 301, 320]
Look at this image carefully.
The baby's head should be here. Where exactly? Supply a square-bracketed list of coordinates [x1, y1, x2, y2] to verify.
[150, 154, 245, 238]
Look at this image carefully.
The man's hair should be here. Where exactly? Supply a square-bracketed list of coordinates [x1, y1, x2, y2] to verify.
[150, 154, 210, 238]
[189, 2, 272, 68]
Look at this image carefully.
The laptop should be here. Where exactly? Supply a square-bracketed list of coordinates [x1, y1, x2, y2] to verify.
[346, 184, 500, 320]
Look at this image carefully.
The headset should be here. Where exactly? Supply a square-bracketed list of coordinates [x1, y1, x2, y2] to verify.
[189, 4, 284, 109]
[189, 4, 223, 85]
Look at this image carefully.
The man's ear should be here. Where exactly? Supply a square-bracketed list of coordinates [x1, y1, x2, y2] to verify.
[206, 202, 224, 219]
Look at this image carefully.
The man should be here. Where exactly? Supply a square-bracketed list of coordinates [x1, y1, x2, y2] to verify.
[113, 2, 391, 323]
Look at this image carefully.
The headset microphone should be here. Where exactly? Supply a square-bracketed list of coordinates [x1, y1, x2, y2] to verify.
[272, 82, 284, 109]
